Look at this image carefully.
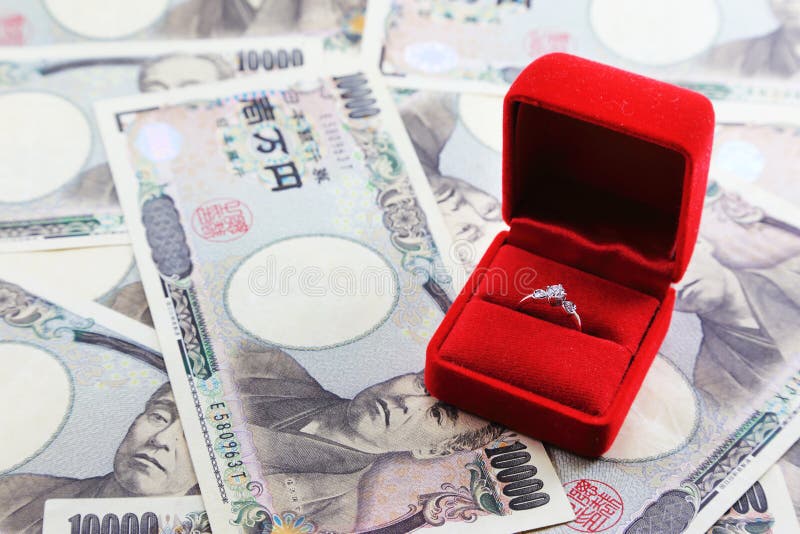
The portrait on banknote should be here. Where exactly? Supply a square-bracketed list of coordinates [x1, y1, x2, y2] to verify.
[138, 53, 236, 92]
[675, 187, 800, 407]
[0, 383, 198, 533]
[230, 343, 505, 533]
[704, 0, 800, 79]
[0, 280, 198, 534]
[397, 89, 505, 268]
[160, 0, 366, 44]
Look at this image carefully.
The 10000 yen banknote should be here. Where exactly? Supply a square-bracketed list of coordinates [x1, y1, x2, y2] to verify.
[365, 0, 800, 104]
[0, 0, 366, 52]
[96, 69, 574, 533]
[0, 38, 318, 251]
[43, 496, 209, 534]
[0, 276, 199, 534]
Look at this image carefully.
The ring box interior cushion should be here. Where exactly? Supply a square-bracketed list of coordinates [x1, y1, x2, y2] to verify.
[425, 53, 714, 457]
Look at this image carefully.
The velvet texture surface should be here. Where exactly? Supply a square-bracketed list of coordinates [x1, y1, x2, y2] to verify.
[426, 53, 715, 456]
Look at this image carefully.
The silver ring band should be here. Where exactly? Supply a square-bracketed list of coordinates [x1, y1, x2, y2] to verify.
[517, 284, 582, 331]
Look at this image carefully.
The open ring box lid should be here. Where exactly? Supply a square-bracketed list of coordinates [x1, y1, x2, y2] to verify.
[425, 53, 714, 457]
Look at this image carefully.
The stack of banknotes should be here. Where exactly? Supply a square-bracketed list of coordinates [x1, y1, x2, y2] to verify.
[0, 1, 798, 533]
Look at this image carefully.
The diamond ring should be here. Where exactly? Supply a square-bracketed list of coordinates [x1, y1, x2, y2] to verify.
[517, 284, 581, 330]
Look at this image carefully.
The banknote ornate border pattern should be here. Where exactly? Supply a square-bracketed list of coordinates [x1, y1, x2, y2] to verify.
[692, 412, 780, 497]
[0, 281, 164, 366]
[166, 283, 217, 379]
[142, 199, 229, 502]
[180, 509, 212, 533]
[420, 455, 504, 523]
[0, 280, 93, 337]
[351, 126, 453, 311]
[354, 454, 504, 533]
[224, 455, 507, 534]
[678, 80, 800, 105]
[624, 369, 800, 533]
[0, 214, 125, 242]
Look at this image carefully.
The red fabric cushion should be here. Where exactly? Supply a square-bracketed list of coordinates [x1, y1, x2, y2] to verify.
[439, 299, 631, 416]
[473, 243, 660, 353]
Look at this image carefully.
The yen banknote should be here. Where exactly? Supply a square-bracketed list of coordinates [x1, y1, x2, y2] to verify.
[365, 0, 800, 104]
[0, 275, 199, 534]
[0, 38, 317, 251]
[43, 496, 209, 534]
[0, 0, 366, 52]
[97, 70, 574, 533]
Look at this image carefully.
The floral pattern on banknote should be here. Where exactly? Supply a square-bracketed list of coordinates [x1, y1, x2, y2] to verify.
[0, 281, 80, 337]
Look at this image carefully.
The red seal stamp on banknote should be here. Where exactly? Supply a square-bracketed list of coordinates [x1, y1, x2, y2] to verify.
[564, 479, 624, 533]
[192, 198, 252, 242]
[0, 13, 30, 45]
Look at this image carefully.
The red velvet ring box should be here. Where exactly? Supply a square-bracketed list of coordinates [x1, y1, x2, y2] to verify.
[425, 53, 715, 457]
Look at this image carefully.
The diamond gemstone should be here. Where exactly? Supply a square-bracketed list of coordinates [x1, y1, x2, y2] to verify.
[546, 284, 566, 300]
